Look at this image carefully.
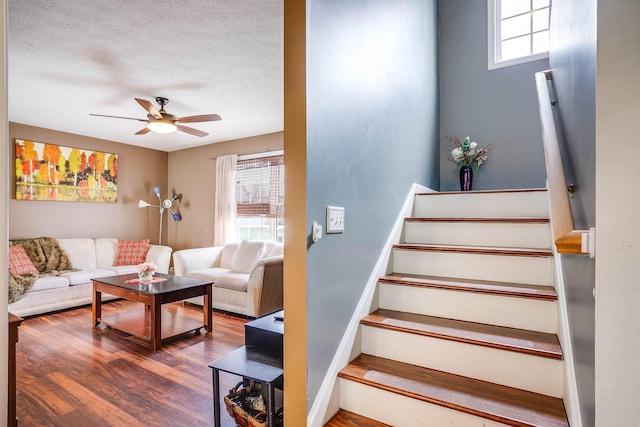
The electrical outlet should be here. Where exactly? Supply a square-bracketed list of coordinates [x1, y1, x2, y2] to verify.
[326, 206, 345, 233]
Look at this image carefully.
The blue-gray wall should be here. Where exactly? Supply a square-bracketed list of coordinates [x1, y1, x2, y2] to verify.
[439, 0, 548, 191]
[306, 0, 440, 407]
[549, 0, 596, 425]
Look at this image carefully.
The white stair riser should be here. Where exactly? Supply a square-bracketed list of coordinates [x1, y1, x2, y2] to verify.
[393, 249, 554, 286]
[340, 378, 510, 427]
[361, 326, 564, 397]
[379, 283, 558, 333]
[404, 221, 551, 249]
[414, 191, 548, 218]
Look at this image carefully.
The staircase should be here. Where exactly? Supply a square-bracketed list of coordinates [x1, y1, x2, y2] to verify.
[335, 189, 569, 426]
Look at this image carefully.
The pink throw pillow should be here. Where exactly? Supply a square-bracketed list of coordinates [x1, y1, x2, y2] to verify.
[114, 239, 150, 266]
[8, 244, 39, 275]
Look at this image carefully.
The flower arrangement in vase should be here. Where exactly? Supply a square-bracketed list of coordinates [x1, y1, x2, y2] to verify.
[136, 261, 157, 283]
[446, 134, 494, 191]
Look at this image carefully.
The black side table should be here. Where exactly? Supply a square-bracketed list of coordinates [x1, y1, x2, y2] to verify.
[209, 346, 283, 427]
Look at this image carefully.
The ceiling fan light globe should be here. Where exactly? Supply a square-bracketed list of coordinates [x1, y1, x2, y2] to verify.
[147, 119, 177, 134]
[138, 200, 151, 208]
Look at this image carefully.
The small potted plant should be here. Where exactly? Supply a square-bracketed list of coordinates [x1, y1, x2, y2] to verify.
[447, 134, 494, 191]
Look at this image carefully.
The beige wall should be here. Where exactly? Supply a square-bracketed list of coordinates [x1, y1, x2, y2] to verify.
[167, 131, 283, 251]
[9, 122, 168, 242]
[9, 122, 282, 251]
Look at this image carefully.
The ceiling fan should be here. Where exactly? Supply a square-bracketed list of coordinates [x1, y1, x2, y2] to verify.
[90, 96, 221, 137]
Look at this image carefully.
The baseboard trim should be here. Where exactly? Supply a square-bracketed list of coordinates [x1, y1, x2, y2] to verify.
[553, 249, 584, 427]
[545, 182, 583, 426]
[307, 183, 433, 427]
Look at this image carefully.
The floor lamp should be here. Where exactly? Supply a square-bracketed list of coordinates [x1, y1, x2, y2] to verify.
[138, 187, 182, 245]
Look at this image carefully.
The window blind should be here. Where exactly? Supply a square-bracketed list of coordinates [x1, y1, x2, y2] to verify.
[236, 154, 284, 218]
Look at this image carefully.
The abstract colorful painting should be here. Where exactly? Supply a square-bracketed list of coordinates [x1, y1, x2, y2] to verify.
[15, 139, 118, 203]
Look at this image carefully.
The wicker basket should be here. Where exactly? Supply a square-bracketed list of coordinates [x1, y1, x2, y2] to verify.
[224, 381, 283, 427]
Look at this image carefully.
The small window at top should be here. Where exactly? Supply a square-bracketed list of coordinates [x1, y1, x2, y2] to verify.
[488, 0, 551, 70]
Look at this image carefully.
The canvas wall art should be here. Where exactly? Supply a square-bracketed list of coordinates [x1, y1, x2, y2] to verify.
[15, 139, 118, 203]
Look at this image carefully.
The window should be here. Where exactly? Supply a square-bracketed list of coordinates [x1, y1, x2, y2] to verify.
[488, 0, 551, 70]
[235, 152, 284, 242]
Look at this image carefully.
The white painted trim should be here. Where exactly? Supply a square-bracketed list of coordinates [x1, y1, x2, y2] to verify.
[487, 0, 497, 69]
[362, 325, 564, 397]
[487, 0, 550, 71]
[405, 220, 551, 249]
[340, 379, 510, 427]
[379, 283, 558, 333]
[394, 249, 554, 286]
[543, 180, 583, 426]
[553, 245, 584, 427]
[489, 51, 550, 71]
[306, 183, 433, 427]
[413, 190, 549, 218]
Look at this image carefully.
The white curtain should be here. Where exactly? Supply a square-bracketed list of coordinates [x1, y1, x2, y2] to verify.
[213, 154, 237, 246]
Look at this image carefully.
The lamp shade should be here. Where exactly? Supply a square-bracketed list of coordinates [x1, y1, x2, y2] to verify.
[139, 187, 183, 245]
[147, 120, 177, 134]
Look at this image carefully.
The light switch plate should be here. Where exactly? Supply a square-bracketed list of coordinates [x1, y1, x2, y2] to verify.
[326, 206, 345, 233]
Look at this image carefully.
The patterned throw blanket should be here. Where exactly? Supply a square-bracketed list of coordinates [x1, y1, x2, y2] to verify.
[8, 237, 74, 304]
[8, 273, 38, 304]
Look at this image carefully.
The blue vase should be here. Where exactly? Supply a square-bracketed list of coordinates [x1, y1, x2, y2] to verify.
[459, 166, 473, 191]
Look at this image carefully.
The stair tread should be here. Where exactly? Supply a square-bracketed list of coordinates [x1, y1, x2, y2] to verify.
[339, 354, 568, 427]
[415, 188, 548, 196]
[405, 217, 550, 223]
[380, 273, 557, 300]
[324, 409, 392, 427]
[362, 309, 562, 359]
[394, 243, 553, 257]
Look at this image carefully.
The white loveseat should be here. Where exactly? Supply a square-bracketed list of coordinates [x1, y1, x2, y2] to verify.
[8, 238, 172, 317]
[172, 240, 283, 318]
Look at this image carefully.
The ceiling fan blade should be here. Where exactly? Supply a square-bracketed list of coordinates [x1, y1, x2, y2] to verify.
[90, 113, 147, 122]
[176, 114, 222, 123]
[135, 127, 151, 135]
[135, 98, 162, 119]
[177, 124, 208, 137]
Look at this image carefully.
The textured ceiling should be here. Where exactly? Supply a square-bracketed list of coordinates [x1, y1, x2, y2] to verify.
[8, 0, 283, 152]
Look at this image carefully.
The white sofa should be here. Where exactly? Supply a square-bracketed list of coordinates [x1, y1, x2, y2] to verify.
[172, 240, 283, 318]
[8, 238, 172, 317]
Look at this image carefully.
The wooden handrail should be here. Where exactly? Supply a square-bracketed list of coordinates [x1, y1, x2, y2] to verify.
[535, 70, 589, 255]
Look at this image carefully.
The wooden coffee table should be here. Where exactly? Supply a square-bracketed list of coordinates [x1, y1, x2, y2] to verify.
[92, 273, 212, 350]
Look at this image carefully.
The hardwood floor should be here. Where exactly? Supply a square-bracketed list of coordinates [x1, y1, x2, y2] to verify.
[14, 300, 249, 426]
